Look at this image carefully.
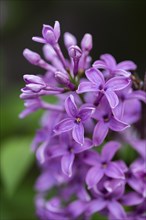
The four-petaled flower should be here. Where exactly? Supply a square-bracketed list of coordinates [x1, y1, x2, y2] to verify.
[92, 97, 130, 145]
[93, 53, 137, 77]
[54, 95, 95, 145]
[77, 67, 130, 108]
[37, 133, 93, 177]
[84, 141, 125, 189]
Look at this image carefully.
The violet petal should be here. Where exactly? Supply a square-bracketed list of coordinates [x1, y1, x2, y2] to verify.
[85, 67, 104, 85]
[100, 53, 116, 69]
[72, 123, 84, 145]
[32, 36, 46, 44]
[105, 162, 125, 180]
[104, 89, 119, 108]
[101, 141, 121, 162]
[61, 152, 75, 177]
[86, 165, 104, 189]
[87, 199, 107, 215]
[65, 95, 78, 117]
[117, 60, 137, 70]
[109, 117, 129, 131]
[122, 192, 144, 206]
[78, 107, 95, 121]
[77, 81, 99, 93]
[54, 118, 74, 134]
[105, 77, 130, 91]
[108, 200, 126, 219]
[93, 121, 109, 146]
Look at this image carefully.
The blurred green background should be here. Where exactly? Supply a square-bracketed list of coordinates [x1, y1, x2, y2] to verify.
[0, 0, 146, 219]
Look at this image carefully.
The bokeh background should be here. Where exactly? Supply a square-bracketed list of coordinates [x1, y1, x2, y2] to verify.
[1, 0, 146, 219]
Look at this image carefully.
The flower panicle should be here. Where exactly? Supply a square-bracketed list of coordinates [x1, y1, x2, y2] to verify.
[20, 21, 146, 220]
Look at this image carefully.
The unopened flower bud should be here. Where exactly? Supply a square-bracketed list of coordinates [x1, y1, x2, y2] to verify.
[68, 45, 82, 60]
[64, 32, 77, 48]
[81, 33, 92, 51]
[23, 74, 45, 85]
[55, 71, 75, 90]
[23, 49, 41, 65]
[43, 44, 56, 61]
[23, 74, 46, 92]
[42, 21, 60, 45]
[55, 71, 69, 84]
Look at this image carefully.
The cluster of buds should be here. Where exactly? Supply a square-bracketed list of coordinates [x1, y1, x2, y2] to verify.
[20, 21, 146, 220]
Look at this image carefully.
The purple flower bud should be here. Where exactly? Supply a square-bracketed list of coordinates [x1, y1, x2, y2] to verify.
[23, 48, 41, 65]
[55, 71, 75, 90]
[23, 48, 56, 72]
[64, 32, 77, 48]
[42, 21, 60, 45]
[68, 45, 82, 60]
[81, 33, 93, 51]
[68, 46, 82, 75]
[33, 21, 60, 45]
[55, 71, 69, 83]
[23, 74, 46, 92]
[23, 74, 45, 85]
[43, 44, 56, 61]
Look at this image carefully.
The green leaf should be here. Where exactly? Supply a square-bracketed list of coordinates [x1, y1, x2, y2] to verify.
[0, 137, 34, 196]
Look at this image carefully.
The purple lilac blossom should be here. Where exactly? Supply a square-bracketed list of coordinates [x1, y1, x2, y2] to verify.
[77, 67, 131, 108]
[20, 21, 146, 220]
[54, 95, 95, 145]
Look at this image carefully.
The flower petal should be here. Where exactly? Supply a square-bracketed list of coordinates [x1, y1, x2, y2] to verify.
[104, 89, 119, 108]
[54, 21, 60, 41]
[74, 138, 93, 153]
[87, 199, 107, 215]
[104, 179, 124, 193]
[108, 200, 126, 219]
[83, 150, 101, 166]
[105, 162, 125, 179]
[85, 67, 105, 85]
[122, 192, 144, 206]
[26, 83, 44, 92]
[46, 145, 67, 159]
[109, 116, 129, 131]
[61, 152, 75, 177]
[36, 142, 47, 164]
[64, 32, 77, 48]
[72, 123, 84, 145]
[23, 74, 44, 85]
[86, 166, 104, 189]
[78, 107, 95, 121]
[68, 200, 87, 218]
[100, 54, 116, 69]
[65, 95, 78, 117]
[32, 36, 46, 44]
[117, 61, 137, 70]
[35, 171, 56, 192]
[77, 82, 99, 93]
[127, 175, 143, 194]
[113, 69, 131, 77]
[93, 121, 109, 146]
[54, 118, 74, 134]
[93, 60, 107, 69]
[127, 90, 146, 103]
[105, 77, 130, 91]
[101, 141, 121, 162]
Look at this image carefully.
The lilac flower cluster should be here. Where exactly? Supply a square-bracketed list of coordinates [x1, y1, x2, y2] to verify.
[20, 21, 146, 220]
